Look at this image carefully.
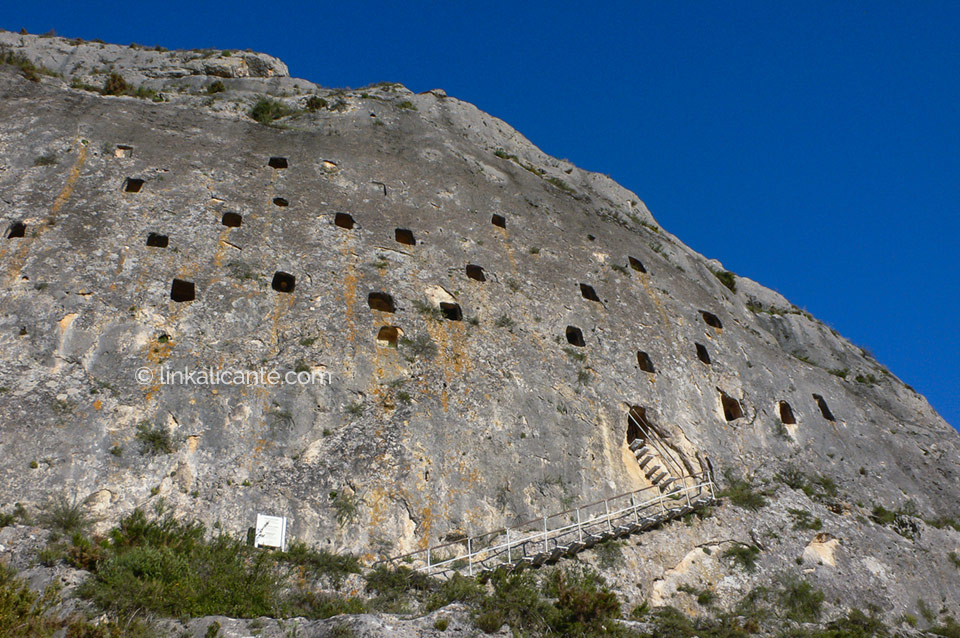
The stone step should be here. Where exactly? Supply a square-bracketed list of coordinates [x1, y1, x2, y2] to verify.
[638, 455, 654, 469]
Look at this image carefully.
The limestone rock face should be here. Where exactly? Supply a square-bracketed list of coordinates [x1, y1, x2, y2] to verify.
[0, 31, 958, 624]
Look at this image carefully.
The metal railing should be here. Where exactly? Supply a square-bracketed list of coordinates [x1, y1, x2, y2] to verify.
[378, 474, 715, 579]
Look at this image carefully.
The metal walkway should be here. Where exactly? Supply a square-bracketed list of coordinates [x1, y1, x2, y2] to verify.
[380, 474, 716, 579]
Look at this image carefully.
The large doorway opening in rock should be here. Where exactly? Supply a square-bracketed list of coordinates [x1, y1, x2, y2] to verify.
[626, 406, 648, 446]
[696, 342, 711, 365]
[813, 394, 836, 421]
[170, 279, 195, 302]
[491, 214, 506, 228]
[580, 283, 600, 302]
[465, 265, 486, 282]
[628, 256, 646, 273]
[565, 326, 585, 347]
[268, 156, 288, 169]
[440, 302, 462, 321]
[146, 232, 168, 248]
[221, 212, 242, 228]
[123, 178, 145, 193]
[273, 197, 289, 207]
[368, 292, 396, 313]
[719, 391, 743, 421]
[7, 222, 26, 239]
[779, 400, 796, 425]
[395, 228, 415, 245]
[272, 271, 295, 293]
[334, 213, 355, 229]
[377, 326, 401, 347]
[701, 311, 722, 330]
[637, 350, 655, 373]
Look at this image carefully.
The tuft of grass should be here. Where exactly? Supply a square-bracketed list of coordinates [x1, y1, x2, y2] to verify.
[330, 490, 361, 527]
[718, 470, 767, 511]
[102, 72, 130, 96]
[710, 268, 737, 293]
[722, 544, 761, 572]
[135, 421, 175, 455]
[39, 494, 94, 538]
[546, 176, 576, 193]
[399, 333, 437, 360]
[305, 95, 328, 111]
[828, 367, 850, 379]
[1, 49, 60, 81]
[33, 152, 58, 166]
[788, 508, 823, 531]
[776, 576, 824, 623]
[396, 100, 417, 110]
[250, 97, 295, 125]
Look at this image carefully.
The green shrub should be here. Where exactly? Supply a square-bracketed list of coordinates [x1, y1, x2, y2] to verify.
[283, 590, 365, 619]
[930, 617, 960, 638]
[305, 95, 328, 111]
[364, 565, 436, 612]
[396, 100, 416, 110]
[275, 541, 361, 588]
[722, 544, 761, 572]
[814, 608, 889, 638]
[102, 72, 130, 96]
[330, 491, 361, 527]
[0, 563, 57, 636]
[788, 508, 823, 531]
[543, 565, 621, 636]
[777, 576, 824, 623]
[594, 539, 624, 569]
[206, 80, 225, 94]
[33, 153, 57, 166]
[719, 471, 766, 511]
[39, 494, 94, 538]
[78, 508, 284, 618]
[710, 269, 737, 293]
[249, 97, 294, 124]
[0, 49, 59, 82]
[424, 573, 484, 612]
[399, 333, 437, 360]
[433, 617, 449, 631]
[473, 570, 554, 635]
[135, 421, 175, 455]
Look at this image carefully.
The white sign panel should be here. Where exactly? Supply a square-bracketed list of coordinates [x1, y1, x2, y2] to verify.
[254, 514, 287, 550]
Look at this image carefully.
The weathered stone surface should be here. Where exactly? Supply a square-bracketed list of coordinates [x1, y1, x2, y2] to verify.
[0, 31, 958, 631]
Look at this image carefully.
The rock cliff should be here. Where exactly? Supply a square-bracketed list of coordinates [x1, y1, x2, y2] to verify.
[0, 30, 958, 636]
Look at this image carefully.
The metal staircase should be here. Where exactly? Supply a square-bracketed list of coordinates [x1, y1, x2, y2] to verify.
[379, 473, 716, 580]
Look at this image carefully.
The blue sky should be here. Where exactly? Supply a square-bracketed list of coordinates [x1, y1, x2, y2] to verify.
[6, 2, 958, 429]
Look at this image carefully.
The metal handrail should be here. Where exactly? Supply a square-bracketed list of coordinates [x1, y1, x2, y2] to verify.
[377, 474, 716, 578]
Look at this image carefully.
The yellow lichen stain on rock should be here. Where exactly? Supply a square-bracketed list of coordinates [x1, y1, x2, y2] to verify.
[640, 274, 673, 331]
[58, 313, 78, 335]
[5, 140, 88, 281]
[51, 141, 87, 215]
[93, 399, 102, 411]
